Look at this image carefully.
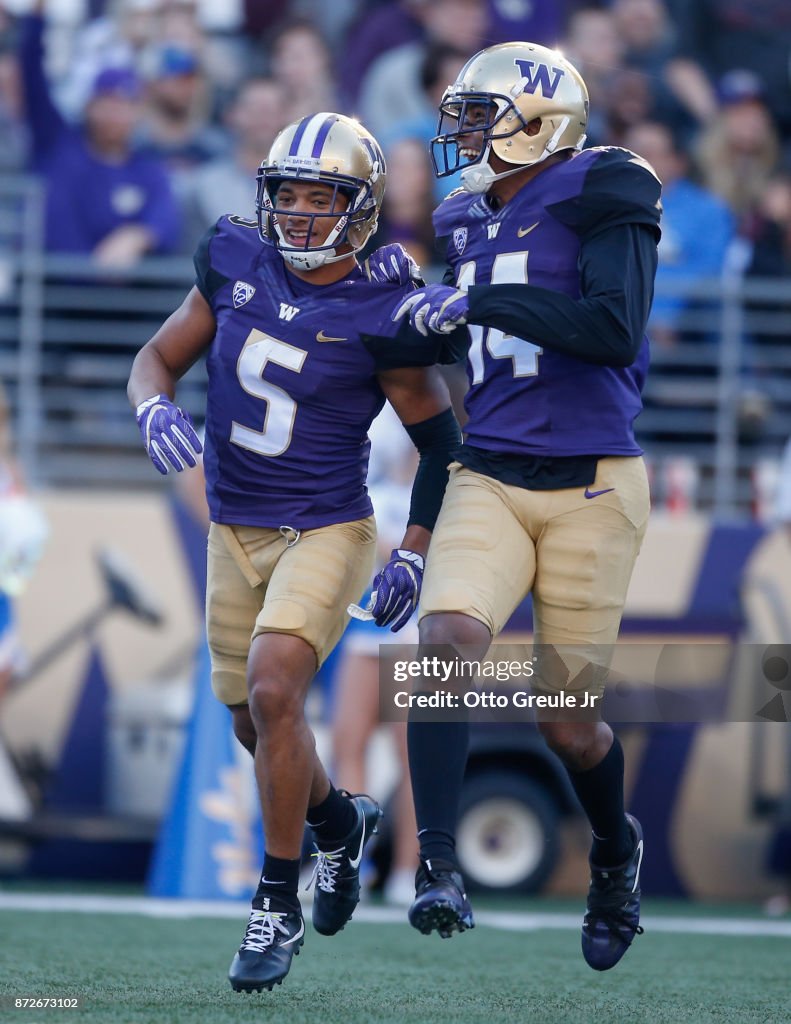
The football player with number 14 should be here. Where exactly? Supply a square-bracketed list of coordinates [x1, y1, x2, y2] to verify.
[128, 113, 462, 992]
[393, 42, 662, 971]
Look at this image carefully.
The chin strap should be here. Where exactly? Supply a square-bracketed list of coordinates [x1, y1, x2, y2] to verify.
[277, 219, 371, 271]
[272, 203, 352, 270]
[460, 120, 585, 195]
[460, 152, 529, 194]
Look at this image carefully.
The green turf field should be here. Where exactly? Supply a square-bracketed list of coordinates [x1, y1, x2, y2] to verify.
[0, 900, 788, 1024]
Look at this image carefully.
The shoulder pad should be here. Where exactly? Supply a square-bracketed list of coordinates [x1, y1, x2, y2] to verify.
[433, 189, 476, 236]
[193, 215, 267, 303]
[208, 214, 265, 273]
[548, 146, 662, 239]
[226, 214, 259, 230]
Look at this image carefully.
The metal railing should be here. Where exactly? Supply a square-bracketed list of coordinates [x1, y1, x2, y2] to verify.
[1, 177, 790, 518]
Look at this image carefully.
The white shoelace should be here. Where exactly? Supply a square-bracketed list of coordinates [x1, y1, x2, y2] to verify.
[240, 909, 291, 953]
[306, 848, 343, 894]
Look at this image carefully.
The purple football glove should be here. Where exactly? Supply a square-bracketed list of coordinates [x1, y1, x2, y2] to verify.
[392, 284, 469, 336]
[365, 242, 422, 286]
[371, 548, 424, 632]
[136, 394, 202, 475]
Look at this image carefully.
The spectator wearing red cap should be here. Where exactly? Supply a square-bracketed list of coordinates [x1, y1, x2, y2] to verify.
[18, 9, 179, 268]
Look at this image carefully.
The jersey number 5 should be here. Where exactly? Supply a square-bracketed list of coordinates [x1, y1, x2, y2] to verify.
[231, 329, 306, 457]
[457, 253, 542, 385]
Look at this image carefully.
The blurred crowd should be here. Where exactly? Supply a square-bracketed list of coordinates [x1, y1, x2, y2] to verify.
[0, 0, 787, 301]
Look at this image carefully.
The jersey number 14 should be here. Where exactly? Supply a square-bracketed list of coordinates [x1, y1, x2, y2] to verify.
[457, 252, 542, 385]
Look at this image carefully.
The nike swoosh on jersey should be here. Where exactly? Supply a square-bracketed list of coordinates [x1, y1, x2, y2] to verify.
[517, 222, 540, 238]
[348, 812, 366, 870]
[584, 487, 615, 499]
[316, 330, 348, 342]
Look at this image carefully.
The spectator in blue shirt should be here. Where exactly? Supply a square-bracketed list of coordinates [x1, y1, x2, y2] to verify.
[625, 120, 735, 347]
[19, 11, 180, 269]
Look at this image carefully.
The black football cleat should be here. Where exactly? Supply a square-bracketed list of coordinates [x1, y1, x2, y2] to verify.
[581, 814, 645, 971]
[228, 898, 305, 993]
[408, 857, 475, 939]
[310, 793, 382, 936]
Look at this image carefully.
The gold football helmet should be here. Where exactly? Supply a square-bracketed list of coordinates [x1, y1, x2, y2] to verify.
[256, 112, 387, 270]
[432, 42, 589, 193]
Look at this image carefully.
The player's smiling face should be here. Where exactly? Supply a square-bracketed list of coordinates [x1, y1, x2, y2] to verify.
[457, 101, 496, 161]
[274, 180, 351, 249]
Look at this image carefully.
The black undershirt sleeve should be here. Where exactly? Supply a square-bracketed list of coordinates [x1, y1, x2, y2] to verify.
[362, 316, 469, 370]
[403, 408, 462, 530]
[465, 221, 658, 368]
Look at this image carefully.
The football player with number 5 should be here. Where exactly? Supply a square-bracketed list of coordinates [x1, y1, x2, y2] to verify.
[392, 42, 662, 971]
[128, 113, 462, 992]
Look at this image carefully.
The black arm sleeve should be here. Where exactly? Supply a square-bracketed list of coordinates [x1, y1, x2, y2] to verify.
[403, 407, 461, 530]
[465, 221, 658, 368]
[362, 316, 469, 370]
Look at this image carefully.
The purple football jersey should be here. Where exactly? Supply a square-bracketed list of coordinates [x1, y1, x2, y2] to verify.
[435, 147, 659, 457]
[195, 217, 419, 529]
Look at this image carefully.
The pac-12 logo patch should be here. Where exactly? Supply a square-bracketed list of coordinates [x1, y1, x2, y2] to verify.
[233, 281, 256, 308]
[453, 227, 468, 255]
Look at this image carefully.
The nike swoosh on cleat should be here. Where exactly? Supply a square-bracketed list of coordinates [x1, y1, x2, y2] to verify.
[259, 878, 285, 885]
[281, 920, 305, 946]
[631, 840, 644, 893]
[316, 330, 348, 342]
[348, 813, 367, 870]
[517, 222, 540, 238]
[584, 487, 615, 499]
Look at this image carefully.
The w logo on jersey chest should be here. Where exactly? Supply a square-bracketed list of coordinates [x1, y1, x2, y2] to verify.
[487, 223, 501, 240]
[278, 302, 301, 321]
[233, 281, 256, 308]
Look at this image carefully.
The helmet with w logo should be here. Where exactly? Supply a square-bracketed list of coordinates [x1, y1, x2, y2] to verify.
[257, 112, 386, 270]
[432, 42, 589, 193]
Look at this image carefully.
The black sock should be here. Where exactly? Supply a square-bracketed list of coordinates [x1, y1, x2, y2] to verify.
[253, 851, 300, 909]
[417, 828, 457, 865]
[306, 783, 358, 844]
[408, 715, 469, 866]
[568, 735, 633, 866]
